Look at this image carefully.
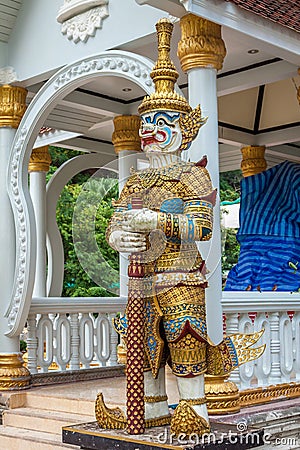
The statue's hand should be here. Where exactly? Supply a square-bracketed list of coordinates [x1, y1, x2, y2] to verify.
[121, 208, 158, 233]
[109, 230, 147, 253]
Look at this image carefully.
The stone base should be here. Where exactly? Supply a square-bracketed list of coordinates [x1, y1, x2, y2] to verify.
[62, 422, 264, 450]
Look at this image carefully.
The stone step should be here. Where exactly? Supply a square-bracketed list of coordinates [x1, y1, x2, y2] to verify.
[0, 425, 78, 450]
[3, 406, 94, 435]
[25, 392, 96, 416]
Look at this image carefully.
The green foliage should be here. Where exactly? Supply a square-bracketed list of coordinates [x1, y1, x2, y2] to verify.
[222, 228, 240, 272]
[219, 169, 242, 202]
[219, 170, 242, 282]
[48, 146, 119, 297]
[20, 339, 27, 352]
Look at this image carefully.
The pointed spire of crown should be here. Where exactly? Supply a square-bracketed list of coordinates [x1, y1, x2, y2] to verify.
[138, 18, 191, 115]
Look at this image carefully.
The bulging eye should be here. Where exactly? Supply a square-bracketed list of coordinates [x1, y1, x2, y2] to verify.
[157, 118, 167, 127]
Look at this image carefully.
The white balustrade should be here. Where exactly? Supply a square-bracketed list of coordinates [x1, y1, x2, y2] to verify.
[26, 292, 300, 391]
[222, 291, 300, 391]
[27, 296, 126, 373]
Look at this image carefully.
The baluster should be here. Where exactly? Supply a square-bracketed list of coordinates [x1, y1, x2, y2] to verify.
[79, 313, 94, 368]
[27, 314, 38, 374]
[254, 312, 270, 387]
[95, 314, 110, 367]
[292, 311, 300, 382]
[226, 312, 241, 388]
[279, 311, 293, 383]
[70, 313, 80, 370]
[37, 314, 53, 373]
[108, 313, 118, 366]
[239, 313, 254, 390]
[268, 311, 281, 385]
[55, 314, 71, 371]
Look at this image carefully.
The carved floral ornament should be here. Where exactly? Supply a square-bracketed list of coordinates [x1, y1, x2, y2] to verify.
[57, 0, 109, 43]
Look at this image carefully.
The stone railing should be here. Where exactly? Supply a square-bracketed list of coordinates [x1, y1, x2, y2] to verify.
[26, 297, 127, 374]
[222, 291, 300, 390]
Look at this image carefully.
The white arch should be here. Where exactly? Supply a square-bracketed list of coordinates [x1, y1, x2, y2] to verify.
[6, 50, 155, 337]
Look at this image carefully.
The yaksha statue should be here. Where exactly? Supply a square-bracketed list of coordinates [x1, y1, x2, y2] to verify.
[96, 18, 264, 436]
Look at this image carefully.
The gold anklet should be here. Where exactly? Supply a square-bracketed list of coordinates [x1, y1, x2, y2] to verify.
[144, 394, 168, 403]
[183, 397, 206, 405]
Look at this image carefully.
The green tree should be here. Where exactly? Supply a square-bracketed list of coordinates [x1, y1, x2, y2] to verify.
[48, 146, 119, 297]
[219, 170, 242, 282]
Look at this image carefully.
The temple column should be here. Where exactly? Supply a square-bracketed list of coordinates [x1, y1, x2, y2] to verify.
[112, 115, 141, 365]
[178, 15, 241, 415]
[29, 146, 51, 297]
[240, 145, 267, 177]
[0, 85, 31, 389]
[112, 115, 141, 299]
[178, 14, 226, 346]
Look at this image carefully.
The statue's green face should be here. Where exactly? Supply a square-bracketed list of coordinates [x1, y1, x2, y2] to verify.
[139, 110, 182, 154]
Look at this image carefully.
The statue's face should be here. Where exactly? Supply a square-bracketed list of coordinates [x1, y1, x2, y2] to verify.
[139, 110, 182, 153]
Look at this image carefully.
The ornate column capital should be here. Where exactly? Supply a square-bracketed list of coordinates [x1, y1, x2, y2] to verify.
[240, 145, 267, 177]
[29, 146, 52, 173]
[0, 84, 27, 128]
[112, 115, 141, 154]
[178, 14, 226, 73]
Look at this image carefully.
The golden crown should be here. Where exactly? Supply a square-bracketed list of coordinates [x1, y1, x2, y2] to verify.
[138, 18, 191, 115]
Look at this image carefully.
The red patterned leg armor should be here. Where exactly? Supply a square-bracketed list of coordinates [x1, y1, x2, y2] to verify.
[126, 254, 145, 434]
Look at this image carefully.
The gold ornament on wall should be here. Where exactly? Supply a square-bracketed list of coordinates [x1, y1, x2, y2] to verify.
[178, 14, 226, 73]
[0, 85, 27, 128]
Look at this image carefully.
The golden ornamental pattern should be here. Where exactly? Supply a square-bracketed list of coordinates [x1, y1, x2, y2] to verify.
[29, 146, 52, 172]
[0, 353, 31, 390]
[170, 399, 210, 436]
[112, 115, 141, 153]
[241, 145, 267, 177]
[178, 14, 226, 72]
[0, 85, 27, 128]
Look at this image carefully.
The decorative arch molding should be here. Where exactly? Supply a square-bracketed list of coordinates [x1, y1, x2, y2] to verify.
[6, 50, 155, 337]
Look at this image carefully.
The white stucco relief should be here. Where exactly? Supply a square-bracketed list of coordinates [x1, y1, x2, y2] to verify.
[0, 66, 18, 84]
[6, 50, 155, 337]
[57, 0, 109, 43]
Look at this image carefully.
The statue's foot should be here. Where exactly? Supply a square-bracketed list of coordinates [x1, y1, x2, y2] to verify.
[95, 393, 126, 430]
[95, 393, 171, 430]
[170, 399, 210, 436]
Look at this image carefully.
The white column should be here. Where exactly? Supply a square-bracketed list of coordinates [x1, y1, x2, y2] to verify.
[0, 86, 27, 355]
[112, 115, 141, 298]
[188, 68, 223, 345]
[29, 147, 51, 297]
[0, 126, 19, 352]
[178, 15, 226, 345]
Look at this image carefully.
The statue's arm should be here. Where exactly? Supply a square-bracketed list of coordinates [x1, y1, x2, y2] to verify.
[157, 195, 214, 242]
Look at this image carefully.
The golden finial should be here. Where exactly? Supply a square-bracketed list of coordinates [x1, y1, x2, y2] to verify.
[138, 18, 191, 115]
